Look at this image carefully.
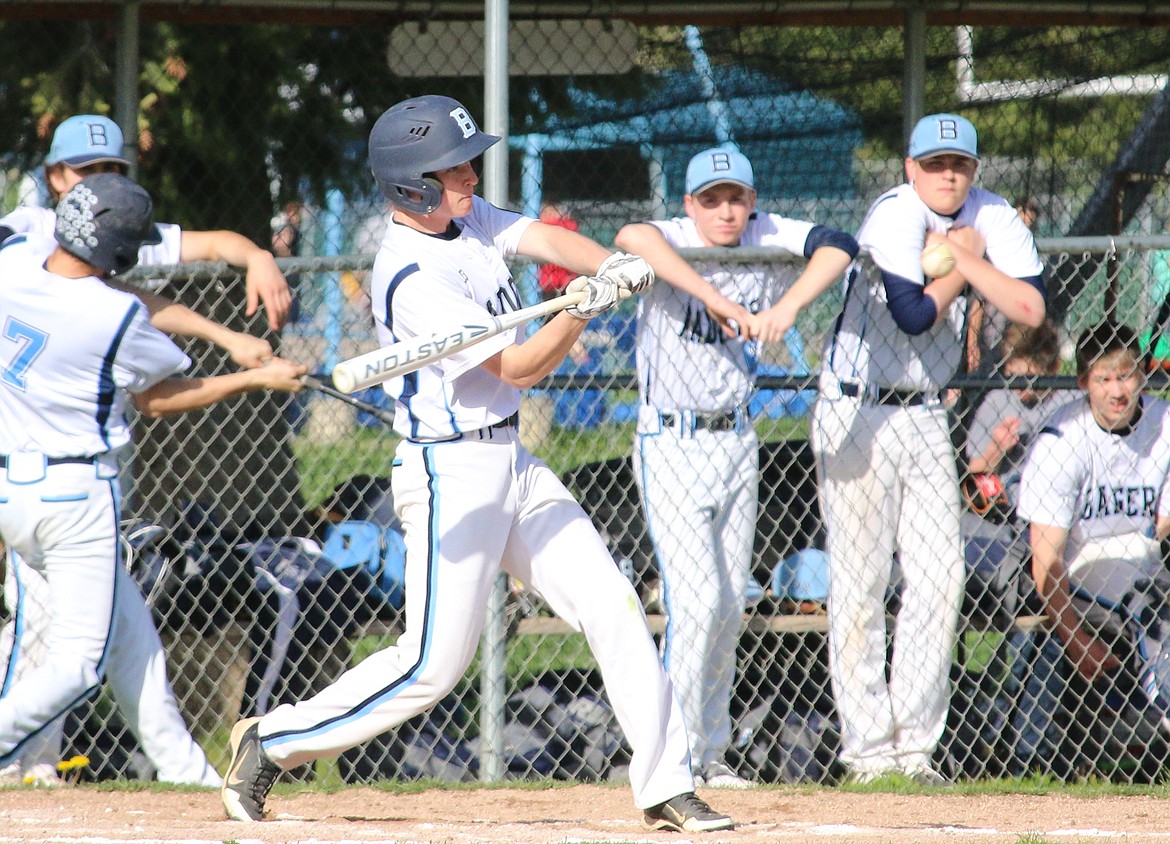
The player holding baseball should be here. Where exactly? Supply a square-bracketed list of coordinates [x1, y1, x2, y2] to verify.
[1018, 323, 1170, 729]
[0, 114, 292, 331]
[221, 95, 732, 834]
[615, 145, 857, 787]
[0, 173, 306, 777]
[814, 113, 1046, 783]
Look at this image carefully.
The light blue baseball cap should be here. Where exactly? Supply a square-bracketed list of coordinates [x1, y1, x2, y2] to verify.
[47, 114, 131, 169]
[685, 146, 754, 196]
[772, 548, 830, 602]
[908, 113, 979, 161]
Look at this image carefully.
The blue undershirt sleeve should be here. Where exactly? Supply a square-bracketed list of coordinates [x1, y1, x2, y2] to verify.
[882, 271, 939, 335]
[803, 225, 859, 260]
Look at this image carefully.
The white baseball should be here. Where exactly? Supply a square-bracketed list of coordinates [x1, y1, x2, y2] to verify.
[920, 242, 956, 278]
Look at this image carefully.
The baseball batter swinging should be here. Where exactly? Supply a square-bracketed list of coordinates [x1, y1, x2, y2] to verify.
[221, 95, 732, 834]
[0, 173, 305, 775]
[616, 145, 857, 786]
[813, 113, 1046, 783]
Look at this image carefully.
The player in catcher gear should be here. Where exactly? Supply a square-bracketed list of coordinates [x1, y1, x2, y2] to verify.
[813, 113, 1046, 784]
[222, 95, 731, 834]
[616, 145, 857, 787]
[0, 173, 306, 781]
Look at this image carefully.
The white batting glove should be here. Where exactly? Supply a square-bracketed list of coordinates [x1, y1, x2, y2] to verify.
[597, 251, 655, 295]
[565, 275, 621, 321]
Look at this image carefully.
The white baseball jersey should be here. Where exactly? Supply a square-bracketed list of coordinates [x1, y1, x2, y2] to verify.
[1018, 395, 1170, 599]
[824, 184, 1043, 391]
[369, 196, 533, 441]
[637, 213, 813, 412]
[0, 206, 183, 289]
[0, 235, 190, 457]
[0, 234, 214, 784]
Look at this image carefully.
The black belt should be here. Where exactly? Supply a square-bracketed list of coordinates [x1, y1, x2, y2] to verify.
[408, 413, 519, 444]
[839, 384, 929, 407]
[0, 454, 100, 468]
[491, 412, 520, 429]
[659, 410, 739, 432]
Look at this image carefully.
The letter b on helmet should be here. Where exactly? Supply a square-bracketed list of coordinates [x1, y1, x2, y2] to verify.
[368, 96, 500, 214]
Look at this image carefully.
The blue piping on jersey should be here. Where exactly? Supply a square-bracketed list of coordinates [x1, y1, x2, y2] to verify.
[0, 230, 24, 250]
[0, 548, 27, 697]
[0, 478, 120, 767]
[263, 447, 440, 752]
[380, 263, 427, 437]
[826, 264, 867, 379]
[381, 263, 420, 336]
[96, 302, 142, 449]
[636, 432, 676, 671]
[399, 371, 420, 439]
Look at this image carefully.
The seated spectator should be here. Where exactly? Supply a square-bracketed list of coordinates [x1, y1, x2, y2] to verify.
[964, 320, 1073, 529]
[1017, 322, 1170, 773]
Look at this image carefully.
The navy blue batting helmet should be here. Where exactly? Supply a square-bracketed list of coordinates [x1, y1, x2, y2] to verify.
[54, 172, 162, 276]
[368, 95, 500, 214]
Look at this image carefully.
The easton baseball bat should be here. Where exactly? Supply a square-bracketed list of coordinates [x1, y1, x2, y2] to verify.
[301, 374, 396, 426]
[331, 289, 588, 393]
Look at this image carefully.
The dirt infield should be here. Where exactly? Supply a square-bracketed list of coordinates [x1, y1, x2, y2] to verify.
[1, 784, 1170, 843]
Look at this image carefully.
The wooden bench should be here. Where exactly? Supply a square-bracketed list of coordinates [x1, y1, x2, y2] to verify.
[514, 612, 1050, 637]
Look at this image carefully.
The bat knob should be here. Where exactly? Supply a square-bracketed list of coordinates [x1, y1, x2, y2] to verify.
[331, 364, 358, 394]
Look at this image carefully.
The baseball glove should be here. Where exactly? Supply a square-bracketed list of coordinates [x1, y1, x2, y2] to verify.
[962, 472, 1012, 523]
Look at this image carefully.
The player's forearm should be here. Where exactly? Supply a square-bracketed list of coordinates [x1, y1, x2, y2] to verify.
[486, 313, 588, 389]
[967, 447, 1002, 475]
[1030, 522, 1079, 634]
[134, 360, 304, 416]
[134, 370, 268, 416]
[520, 222, 613, 278]
[179, 229, 263, 267]
[1157, 515, 1170, 541]
[951, 248, 1046, 327]
[614, 223, 727, 309]
[780, 247, 854, 312]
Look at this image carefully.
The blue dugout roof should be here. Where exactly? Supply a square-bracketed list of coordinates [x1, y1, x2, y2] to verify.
[510, 66, 863, 203]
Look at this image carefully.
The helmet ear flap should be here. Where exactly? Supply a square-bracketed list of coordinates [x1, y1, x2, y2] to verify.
[384, 176, 443, 214]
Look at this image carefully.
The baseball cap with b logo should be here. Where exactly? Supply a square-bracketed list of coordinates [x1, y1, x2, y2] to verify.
[47, 114, 131, 169]
[685, 146, 755, 196]
[908, 113, 979, 162]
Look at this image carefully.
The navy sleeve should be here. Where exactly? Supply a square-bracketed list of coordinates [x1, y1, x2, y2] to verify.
[0, 226, 15, 246]
[803, 225, 859, 260]
[882, 271, 939, 335]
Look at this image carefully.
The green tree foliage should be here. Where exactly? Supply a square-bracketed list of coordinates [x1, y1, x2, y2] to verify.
[2, 18, 1168, 240]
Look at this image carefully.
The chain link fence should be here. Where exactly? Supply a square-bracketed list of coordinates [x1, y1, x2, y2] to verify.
[5, 12, 1170, 786]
